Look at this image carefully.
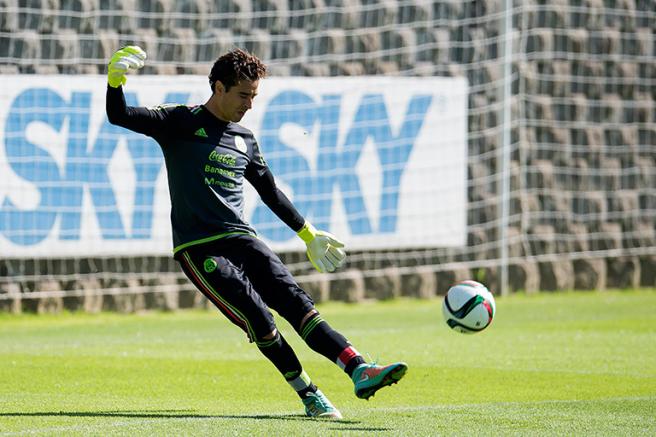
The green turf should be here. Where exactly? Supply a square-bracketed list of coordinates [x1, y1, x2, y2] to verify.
[0, 290, 655, 436]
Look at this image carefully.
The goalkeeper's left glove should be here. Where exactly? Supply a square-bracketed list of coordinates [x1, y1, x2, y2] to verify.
[107, 45, 146, 88]
[297, 221, 346, 273]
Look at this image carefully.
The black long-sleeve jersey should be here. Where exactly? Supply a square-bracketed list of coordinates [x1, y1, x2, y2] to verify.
[106, 85, 305, 255]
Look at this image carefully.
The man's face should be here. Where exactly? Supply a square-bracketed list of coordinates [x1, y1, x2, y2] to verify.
[214, 79, 259, 122]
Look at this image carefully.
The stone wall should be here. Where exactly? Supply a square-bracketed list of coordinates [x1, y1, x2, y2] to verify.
[2, 252, 655, 314]
[0, 0, 654, 312]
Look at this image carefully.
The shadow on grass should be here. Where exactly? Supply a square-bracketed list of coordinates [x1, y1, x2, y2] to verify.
[0, 410, 389, 430]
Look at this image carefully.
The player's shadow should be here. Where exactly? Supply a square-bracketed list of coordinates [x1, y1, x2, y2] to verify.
[1, 410, 389, 430]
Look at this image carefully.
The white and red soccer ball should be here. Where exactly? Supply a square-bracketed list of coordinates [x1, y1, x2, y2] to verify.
[442, 280, 496, 334]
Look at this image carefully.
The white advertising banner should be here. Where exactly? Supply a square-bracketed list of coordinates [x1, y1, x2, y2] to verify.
[0, 76, 468, 257]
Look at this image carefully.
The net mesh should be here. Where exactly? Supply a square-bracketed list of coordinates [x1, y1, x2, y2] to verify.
[0, 0, 654, 309]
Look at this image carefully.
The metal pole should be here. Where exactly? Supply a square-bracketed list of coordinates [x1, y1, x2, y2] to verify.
[498, 0, 513, 296]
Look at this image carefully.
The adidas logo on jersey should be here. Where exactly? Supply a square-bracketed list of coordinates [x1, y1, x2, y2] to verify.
[194, 128, 208, 137]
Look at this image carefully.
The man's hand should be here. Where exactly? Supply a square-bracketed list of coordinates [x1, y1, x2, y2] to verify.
[297, 222, 346, 273]
[107, 46, 146, 88]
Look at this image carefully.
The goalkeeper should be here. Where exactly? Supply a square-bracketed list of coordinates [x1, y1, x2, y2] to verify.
[105, 46, 407, 419]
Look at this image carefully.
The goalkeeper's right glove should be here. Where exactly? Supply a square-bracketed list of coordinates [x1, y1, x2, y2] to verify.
[297, 221, 346, 273]
[107, 46, 146, 88]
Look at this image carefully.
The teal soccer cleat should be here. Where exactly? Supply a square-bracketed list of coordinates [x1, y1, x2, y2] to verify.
[302, 389, 343, 419]
[351, 362, 408, 400]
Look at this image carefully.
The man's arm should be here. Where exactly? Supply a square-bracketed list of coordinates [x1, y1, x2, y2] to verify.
[105, 46, 169, 137]
[247, 166, 346, 273]
[247, 166, 305, 231]
[106, 85, 169, 137]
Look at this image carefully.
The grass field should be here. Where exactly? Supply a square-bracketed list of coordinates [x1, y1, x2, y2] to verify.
[1, 290, 655, 436]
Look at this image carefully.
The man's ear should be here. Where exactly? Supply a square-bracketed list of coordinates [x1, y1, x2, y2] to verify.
[214, 81, 225, 95]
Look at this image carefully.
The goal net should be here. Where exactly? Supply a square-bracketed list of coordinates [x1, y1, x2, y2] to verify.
[0, 0, 654, 311]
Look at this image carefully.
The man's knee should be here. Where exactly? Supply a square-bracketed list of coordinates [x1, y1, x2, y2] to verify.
[262, 328, 278, 341]
[299, 309, 318, 332]
[255, 328, 282, 349]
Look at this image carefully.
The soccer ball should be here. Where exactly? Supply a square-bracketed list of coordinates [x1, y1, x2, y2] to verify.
[442, 280, 496, 334]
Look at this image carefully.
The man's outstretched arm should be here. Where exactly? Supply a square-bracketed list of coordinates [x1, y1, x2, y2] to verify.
[105, 46, 168, 137]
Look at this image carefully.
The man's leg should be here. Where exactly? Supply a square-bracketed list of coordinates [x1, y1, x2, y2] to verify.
[255, 328, 317, 398]
[298, 309, 365, 376]
[298, 309, 408, 400]
[231, 237, 407, 401]
[229, 238, 366, 376]
[177, 247, 341, 418]
[257, 328, 341, 419]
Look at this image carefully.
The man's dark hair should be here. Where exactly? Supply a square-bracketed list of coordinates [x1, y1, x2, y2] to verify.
[208, 48, 267, 93]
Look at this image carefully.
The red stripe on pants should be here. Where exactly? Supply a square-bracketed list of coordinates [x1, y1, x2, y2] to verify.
[181, 255, 248, 332]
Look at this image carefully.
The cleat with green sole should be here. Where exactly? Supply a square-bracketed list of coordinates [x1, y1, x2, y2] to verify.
[302, 389, 343, 419]
[352, 362, 408, 400]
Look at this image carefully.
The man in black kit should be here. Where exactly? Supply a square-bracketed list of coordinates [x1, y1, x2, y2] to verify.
[106, 46, 407, 419]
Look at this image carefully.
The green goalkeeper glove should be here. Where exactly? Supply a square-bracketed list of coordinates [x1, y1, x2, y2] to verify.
[107, 46, 146, 88]
[297, 221, 346, 273]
